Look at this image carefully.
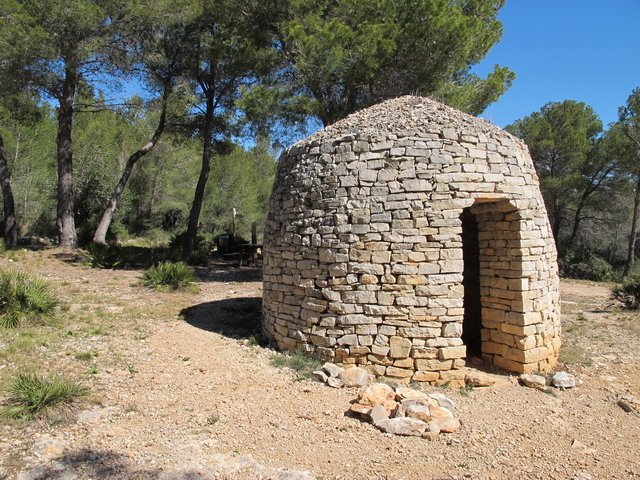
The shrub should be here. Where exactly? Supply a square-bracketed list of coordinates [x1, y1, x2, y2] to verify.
[168, 231, 207, 251]
[187, 249, 210, 267]
[141, 261, 199, 292]
[560, 249, 613, 281]
[84, 242, 126, 269]
[0, 269, 58, 328]
[1, 372, 89, 420]
[612, 274, 640, 309]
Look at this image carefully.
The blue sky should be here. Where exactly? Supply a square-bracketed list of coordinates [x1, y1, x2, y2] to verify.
[471, 0, 640, 128]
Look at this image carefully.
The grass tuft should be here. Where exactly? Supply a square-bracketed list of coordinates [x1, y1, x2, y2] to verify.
[1, 372, 89, 420]
[269, 352, 322, 380]
[0, 269, 58, 328]
[141, 262, 199, 292]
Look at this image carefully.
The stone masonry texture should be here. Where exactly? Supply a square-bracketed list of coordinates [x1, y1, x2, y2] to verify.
[262, 96, 561, 383]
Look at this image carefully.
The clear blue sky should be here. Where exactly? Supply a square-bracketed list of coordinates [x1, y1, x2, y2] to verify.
[471, 0, 640, 128]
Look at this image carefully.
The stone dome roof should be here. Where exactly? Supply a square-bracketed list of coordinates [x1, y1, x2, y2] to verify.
[304, 96, 511, 144]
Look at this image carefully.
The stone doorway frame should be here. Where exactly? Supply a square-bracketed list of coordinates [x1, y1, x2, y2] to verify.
[459, 198, 559, 373]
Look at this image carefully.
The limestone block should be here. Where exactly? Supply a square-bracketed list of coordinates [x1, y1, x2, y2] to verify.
[397, 275, 428, 285]
[349, 346, 371, 355]
[391, 264, 419, 275]
[368, 353, 393, 365]
[371, 345, 390, 356]
[301, 298, 328, 313]
[501, 323, 536, 336]
[505, 310, 542, 326]
[414, 359, 453, 371]
[385, 366, 415, 378]
[393, 358, 414, 368]
[490, 330, 515, 347]
[338, 314, 381, 325]
[517, 335, 537, 350]
[417, 263, 440, 275]
[329, 263, 348, 276]
[492, 355, 527, 374]
[389, 336, 412, 358]
[342, 290, 377, 304]
[338, 334, 359, 346]
[355, 324, 377, 335]
[350, 263, 385, 275]
[398, 326, 440, 338]
[438, 346, 467, 360]
[411, 346, 438, 359]
[412, 371, 440, 382]
[329, 303, 362, 314]
[366, 364, 387, 376]
[378, 325, 397, 336]
[359, 335, 374, 346]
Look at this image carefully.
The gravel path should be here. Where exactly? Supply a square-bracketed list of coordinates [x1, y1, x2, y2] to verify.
[1, 251, 640, 480]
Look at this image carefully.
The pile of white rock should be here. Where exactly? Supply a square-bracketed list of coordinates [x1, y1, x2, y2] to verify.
[349, 383, 460, 439]
[313, 363, 464, 439]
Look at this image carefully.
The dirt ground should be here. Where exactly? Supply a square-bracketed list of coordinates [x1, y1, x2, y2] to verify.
[1, 249, 640, 480]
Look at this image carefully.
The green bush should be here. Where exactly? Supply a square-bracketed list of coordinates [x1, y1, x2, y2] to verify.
[187, 249, 210, 266]
[84, 242, 126, 269]
[1, 372, 89, 420]
[612, 274, 640, 309]
[141, 261, 199, 292]
[560, 249, 613, 281]
[0, 269, 58, 328]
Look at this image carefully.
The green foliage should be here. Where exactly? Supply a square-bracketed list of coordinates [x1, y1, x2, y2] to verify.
[186, 250, 210, 267]
[84, 363, 98, 375]
[506, 100, 611, 257]
[201, 139, 276, 240]
[434, 65, 516, 116]
[141, 261, 199, 292]
[559, 248, 613, 281]
[246, 0, 511, 127]
[84, 242, 126, 269]
[1, 372, 89, 420]
[612, 275, 640, 309]
[0, 269, 58, 328]
[269, 352, 322, 380]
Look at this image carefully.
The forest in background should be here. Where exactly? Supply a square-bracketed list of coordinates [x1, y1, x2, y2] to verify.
[506, 90, 640, 281]
[0, 0, 515, 254]
[0, 0, 639, 281]
[0, 95, 277, 248]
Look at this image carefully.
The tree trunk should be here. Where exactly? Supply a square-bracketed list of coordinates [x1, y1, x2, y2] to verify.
[625, 174, 640, 275]
[56, 66, 78, 249]
[568, 202, 584, 250]
[184, 91, 215, 255]
[0, 132, 17, 247]
[550, 193, 561, 246]
[93, 92, 169, 245]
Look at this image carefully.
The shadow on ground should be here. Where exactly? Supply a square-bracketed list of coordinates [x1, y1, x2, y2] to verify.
[19, 449, 242, 480]
[179, 296, 263, 342]
[192, 263, 262, 284]
[49, 246, 263, 285]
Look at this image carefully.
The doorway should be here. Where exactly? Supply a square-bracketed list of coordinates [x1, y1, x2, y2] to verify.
[460, 207, 482, 357]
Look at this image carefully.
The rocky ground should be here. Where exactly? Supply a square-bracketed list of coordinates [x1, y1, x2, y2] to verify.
[1, 249, 640, 480]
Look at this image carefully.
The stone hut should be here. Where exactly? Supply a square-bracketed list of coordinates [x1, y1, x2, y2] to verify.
[262, 96, 561, 383]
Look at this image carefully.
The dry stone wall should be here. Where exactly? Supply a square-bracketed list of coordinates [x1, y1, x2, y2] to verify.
[262, 96, 561, 382]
